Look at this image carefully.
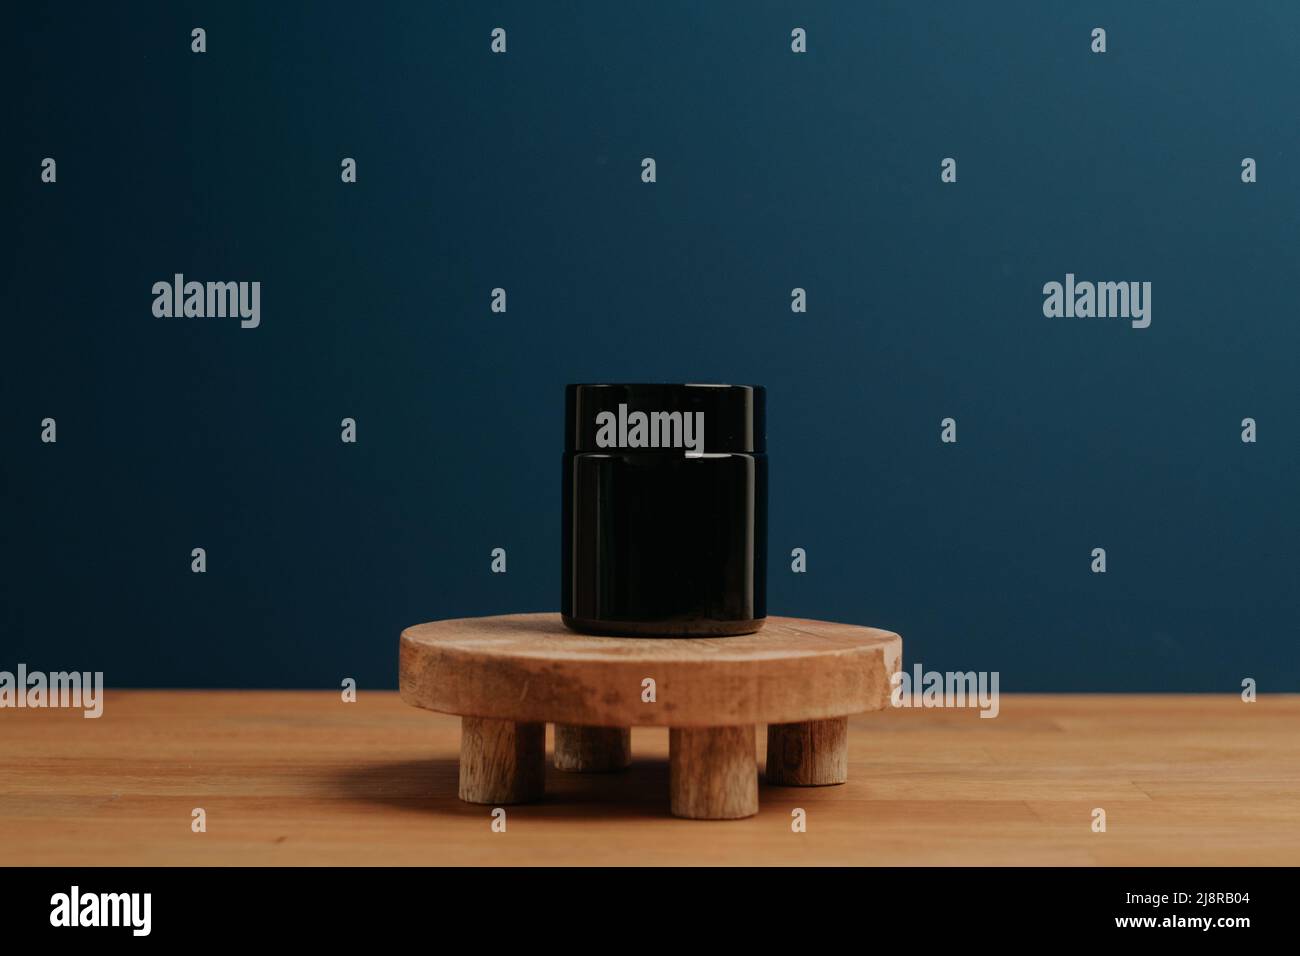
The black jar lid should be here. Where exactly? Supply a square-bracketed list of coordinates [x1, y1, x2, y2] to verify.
[565, 383, 765, 454]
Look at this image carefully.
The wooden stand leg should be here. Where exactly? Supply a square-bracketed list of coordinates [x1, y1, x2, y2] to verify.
[553, 724, 632, 772]
[458, 716, 545, 804]
[765, 717, 848, 786]
[669, 726, 758, 819]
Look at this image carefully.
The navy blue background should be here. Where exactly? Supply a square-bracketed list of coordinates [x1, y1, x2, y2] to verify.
[5, 2, 1298, 690]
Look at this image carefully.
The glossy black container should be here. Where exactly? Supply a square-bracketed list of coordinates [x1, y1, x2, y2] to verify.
[561, 383, 767, 636]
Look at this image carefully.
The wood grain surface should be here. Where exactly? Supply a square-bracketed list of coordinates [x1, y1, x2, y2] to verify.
[766, 717, 849, 786]
[399, 613, 901, 727]
[669, 726, 759, 819]
[457, 717, 545, 804]
[553, 725, 632, 773]
[2, 692, 1297, 865]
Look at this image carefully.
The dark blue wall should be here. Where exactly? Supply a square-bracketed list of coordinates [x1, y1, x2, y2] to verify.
[5, 2, 1298, 690]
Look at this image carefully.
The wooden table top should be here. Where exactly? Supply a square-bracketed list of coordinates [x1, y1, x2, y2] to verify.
[3, 692, 1297, 866]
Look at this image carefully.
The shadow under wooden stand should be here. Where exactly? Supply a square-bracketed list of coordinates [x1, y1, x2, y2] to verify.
[399, 613, 902, 820]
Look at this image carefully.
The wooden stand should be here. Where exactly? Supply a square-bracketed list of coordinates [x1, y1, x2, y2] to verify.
[400, 613, 901, 820]
[554, 725, 631, 772]
[670, 726, 758, 819]
[766, 718, 849, 786]
[458, 717, 545, 804]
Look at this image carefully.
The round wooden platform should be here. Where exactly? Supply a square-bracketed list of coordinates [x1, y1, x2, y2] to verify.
[398, 613, 902, 819]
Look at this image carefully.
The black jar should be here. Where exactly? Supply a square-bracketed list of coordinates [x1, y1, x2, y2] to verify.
[561, 383, 767, 636]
